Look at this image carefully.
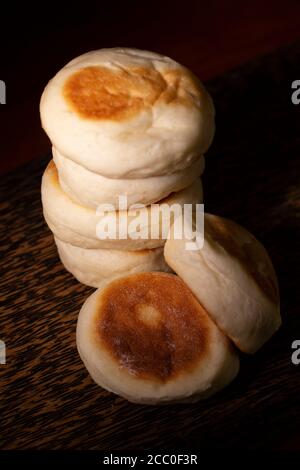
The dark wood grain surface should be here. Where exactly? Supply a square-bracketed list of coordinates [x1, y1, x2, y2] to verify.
[0, 43, 299, 450]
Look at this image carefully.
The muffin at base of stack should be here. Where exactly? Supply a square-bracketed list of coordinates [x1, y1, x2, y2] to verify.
[55, 237, 172, 288]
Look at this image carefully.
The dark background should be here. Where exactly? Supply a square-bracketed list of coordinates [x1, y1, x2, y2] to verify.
[1, 0, 300, 173]
[0, 0, 299, 452]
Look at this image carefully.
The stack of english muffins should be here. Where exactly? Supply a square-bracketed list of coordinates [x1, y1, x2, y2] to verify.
[40, 48, 214, 287]
[40, 48, 281, 405]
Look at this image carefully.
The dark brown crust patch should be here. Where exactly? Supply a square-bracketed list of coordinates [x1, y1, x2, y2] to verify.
[97, 272, 211, 382]
[205, 215, 279, 303]
[63, 66, 201, 121]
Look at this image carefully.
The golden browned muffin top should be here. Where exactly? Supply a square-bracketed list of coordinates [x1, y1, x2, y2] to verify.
[63, 65, 201, 121]
[97, 272, 212, 382]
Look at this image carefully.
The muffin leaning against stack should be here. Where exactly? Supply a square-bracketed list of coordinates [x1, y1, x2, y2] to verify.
[40, 48, 214, 286]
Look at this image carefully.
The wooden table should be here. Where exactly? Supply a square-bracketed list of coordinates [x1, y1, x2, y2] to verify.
[1, 39, 299, 450]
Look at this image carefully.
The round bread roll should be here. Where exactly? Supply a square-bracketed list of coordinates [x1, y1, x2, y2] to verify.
[40, 48, 215, 178]
[53, 146, 205, 208]
[55, 236, 172, 287]
[76, 272, 240, 404]
[164, 213, 281, 354]
[41, 161, 203, 250]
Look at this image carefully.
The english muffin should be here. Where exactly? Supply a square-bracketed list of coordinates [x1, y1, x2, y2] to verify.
[55, 237, 172, 287]
[53, 146, 205, 208]
[41, 161, 203, 250]
[76, 272, 239, 404]
[40, 48, 215, 178]
[164, 213, 281, 353]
